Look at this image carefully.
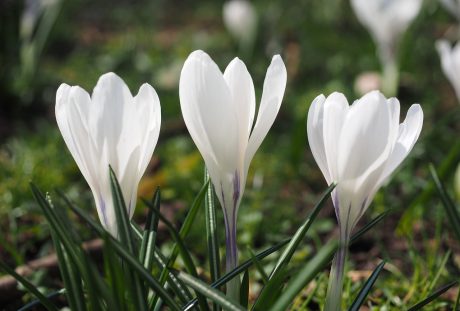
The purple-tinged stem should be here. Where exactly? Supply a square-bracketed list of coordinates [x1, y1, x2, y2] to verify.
[324, 233, 349, 311]
[223, 208, 240, 300]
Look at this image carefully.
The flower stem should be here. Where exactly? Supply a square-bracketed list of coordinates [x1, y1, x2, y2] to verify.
[324, 235, 349, 311]
[224, 210, 240, 301]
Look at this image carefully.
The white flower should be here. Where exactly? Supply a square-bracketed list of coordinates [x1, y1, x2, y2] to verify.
[307, 90, 423, 238]
[55, 72, 161, 236]
[223, 0, 258, 46]
[350, 0, 422, 56]
[439, 0, 460, 20]
[436, 40, 460, 102]
[179, 50, 286, 276]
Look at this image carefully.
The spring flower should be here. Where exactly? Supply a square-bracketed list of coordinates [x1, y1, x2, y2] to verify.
[439, 0, 460, 20]
[179, 50, 286, 297]
[307, 90, 423, 310]
[223, 0, 258, 51]
[350, 0, 422, 96]
[55, 72, 161, 237]
[436, 40, 460, 103]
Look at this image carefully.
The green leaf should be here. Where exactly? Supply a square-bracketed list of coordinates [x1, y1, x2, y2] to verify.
[350, 210, 389, 245]
[139, 187, 161, 271]
[407, 281, 458, 311]
[429, 164, 460, 241]
[176, 271, 246, 311]
[109, 166, 148, 311]
[269, 240, 338, 311]
[270, 183, 335, 278]
[204, 168, 221, 293]
[240, 270, 249, 308]
[247, 246, 269, 284]
[18, 289, 65, 311]
[348, 260, 386, 311]
[149, 180, 210, 311]
[50, 231, 86, 311]
[57, 188, 181, 311]
[0, 260, 60, 311]
[183, 238, 290, 310]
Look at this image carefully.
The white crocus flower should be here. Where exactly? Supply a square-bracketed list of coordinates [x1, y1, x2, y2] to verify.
[56, 72, 161, 237]
[350, 0, 423, 96]
[179, 50, 286, 297]
[307, 90, 423, 311]
[439, 0, 460, 20]
[436, 40, 460, 103]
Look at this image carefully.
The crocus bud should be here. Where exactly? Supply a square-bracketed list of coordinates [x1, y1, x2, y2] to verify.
[56, 72, 161, 237]
[307, 90, 423, 310]
[436, 40, 460, 103]
[179, 50, 286, 297]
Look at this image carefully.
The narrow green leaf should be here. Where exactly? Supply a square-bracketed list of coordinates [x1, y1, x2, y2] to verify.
[429, 164, 460, 241]
[57, 188, 181, 311]
[407, 281, 458, 311]
[139, 187, 161, 271]
[50, 231, 86, 311]
[183, 239, 290, 310]
[350, 210, 389, 245]
[247, 247, 268, 284]
[0, 260, 60, 311]
[18, 289, 65, 311]
[240, 270, 249, 308]
[270, 183, 335, 278]
[109, 166, 148, 311]
[149, 180, 210, 311]
[176, 271, 245, 311]
[270, 240, 338, 311]
[205, 168, 221, 285]
[102, 233, 127, 311]
[348, 260, 386, 311]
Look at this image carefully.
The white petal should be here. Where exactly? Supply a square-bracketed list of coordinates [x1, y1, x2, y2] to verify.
[322, 92, 349, 181]
[377, 104, 423, 185]
[223, 57, 256, 146]
[90, 72, 134, 175]
[306, 94, 331, 184]
[179, 50, 240, 173]
[436, 40, 460, 100]
[133, 83, 161, 179]
[244, 55, 286, 174]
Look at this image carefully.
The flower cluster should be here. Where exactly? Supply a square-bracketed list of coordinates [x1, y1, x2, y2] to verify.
[56, 50, 424, 307]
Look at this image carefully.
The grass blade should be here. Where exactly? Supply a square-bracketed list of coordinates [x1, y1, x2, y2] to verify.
[407, 281, 458, 311]
[109, 167, 148, 311]
[247, 247, 268, 284]
[18, 289, 65, 311]
[240, 270, 249, 308]
[0, 260, 60, 311]
[183, 238, 290, 310]
[176, 271, 245, 311]
[56, 188, 181, 311]
[139, 187, 161, 271]
[270, 183, 335, 278]
[350, 210, 389, 245]
[429, 164, 460, 241]
[205, 168, 221, 311]
[270, 240, 338, 311]
[348, 260, 386, 311]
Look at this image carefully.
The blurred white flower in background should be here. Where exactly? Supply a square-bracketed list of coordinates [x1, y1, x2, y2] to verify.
[55, 73, 161, 237]
[223, 0, 258, 54]
[439, 0, 460, 20]
[436, 40, 460, 102]
[350, 0, 423, 96]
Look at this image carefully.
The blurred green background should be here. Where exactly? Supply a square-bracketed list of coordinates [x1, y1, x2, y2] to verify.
[0, 0, 459, 309]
